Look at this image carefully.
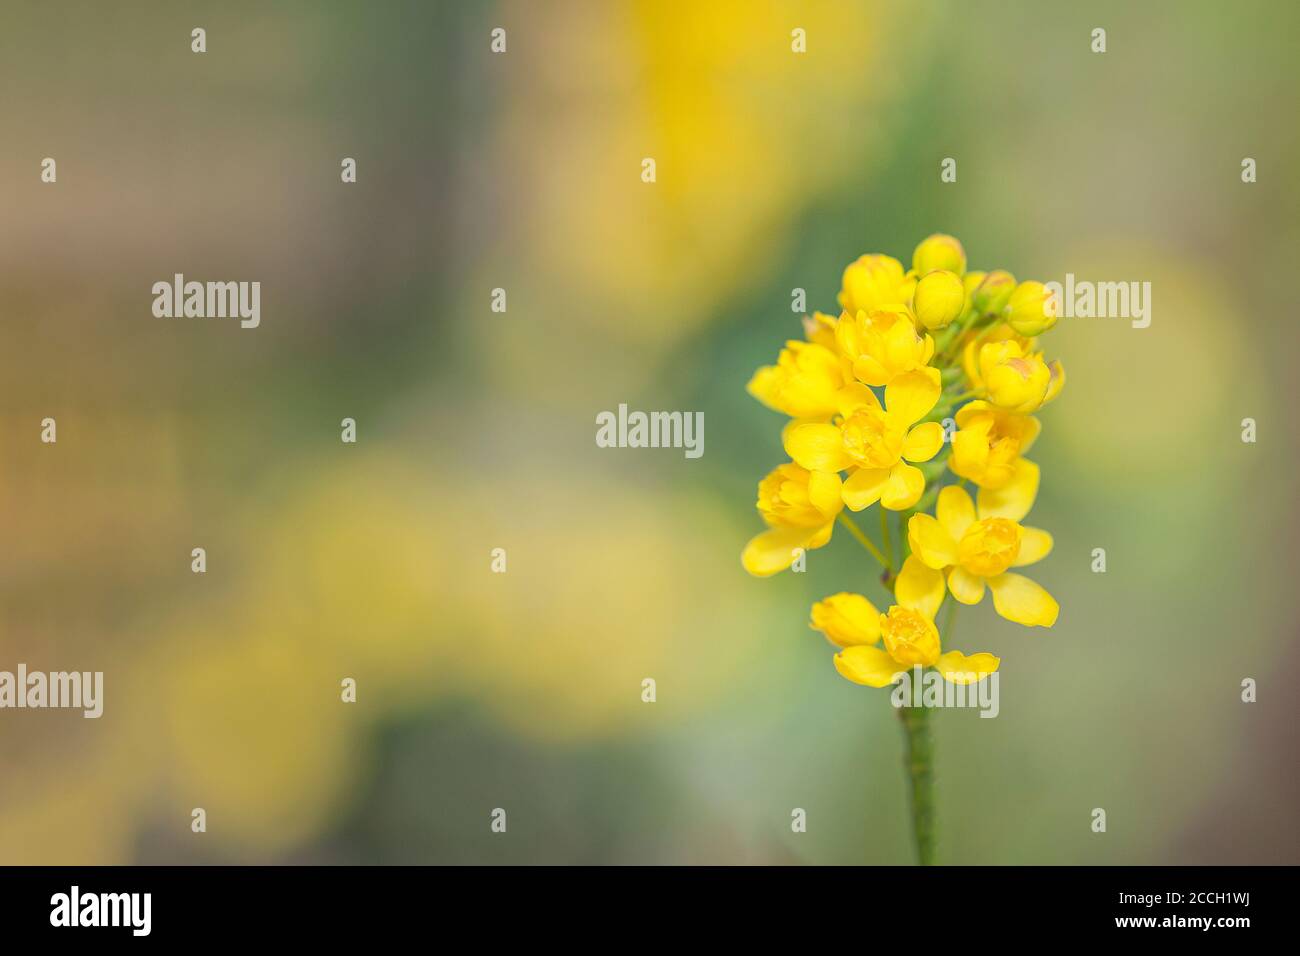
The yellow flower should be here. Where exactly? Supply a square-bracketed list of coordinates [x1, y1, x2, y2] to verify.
[899, 467, 1059, 627]
[912, 269, 966, 330]
[834, 307, 936, 387]
[880, 604, 942, 665]
[747, 343, 848, 421]
[961, 323, 1028, 386]
[948, 400, 1040, 490]
[783, 370, 945, 511]
[741, 462, 843, 576]
[1006, 280, 1060, 337]
[830, 598, 1000, 688]
[911, 233, 966, 277]
[747, 311, 855, 420]
[801, 310, 839, 351]
[837, 254, 915, 316]
[810, 592, 882, 647]
[972, 339, 1065, 413]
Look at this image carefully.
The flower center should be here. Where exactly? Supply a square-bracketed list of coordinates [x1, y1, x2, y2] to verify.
[840, 408, 903, 469]
[958, 518, 1022, 578]
[987, 432, 1022, 468]
[880, 607, 940, 667]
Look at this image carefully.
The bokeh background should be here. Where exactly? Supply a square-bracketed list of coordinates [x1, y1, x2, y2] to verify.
[1, 0, 1296, 864]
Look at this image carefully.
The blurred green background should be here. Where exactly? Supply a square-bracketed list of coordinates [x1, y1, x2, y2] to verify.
[1, 0, 1296, 864]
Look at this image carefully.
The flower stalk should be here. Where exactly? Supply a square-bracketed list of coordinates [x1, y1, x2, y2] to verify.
[898, 699, 935, 865]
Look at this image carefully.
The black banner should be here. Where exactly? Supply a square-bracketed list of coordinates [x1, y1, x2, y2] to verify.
[0, 865, 1276, 942]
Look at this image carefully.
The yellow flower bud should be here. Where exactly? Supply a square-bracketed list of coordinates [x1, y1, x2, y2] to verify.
[838, 254, 912, 316]
[1006, 280, 1059, 337]
[975, 340, 1063, 413]
[986, 356, 1050, 412]
[962, 271, 987, 297]
[973, 270, 1017, 315]
[880, 606, 941, 667]
[961, 325, 1029, 391]
[912, 269, 966, 330]
[912, 233, 966, 277]
[810, 593, 881, 648]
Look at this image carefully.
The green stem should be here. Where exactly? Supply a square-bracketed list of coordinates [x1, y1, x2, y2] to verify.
[896, 603, 957, 866]
[879, 507, 894, 571]
[942, 597, 959, 645]
[898, 702, 935, 865]
[837, 512, 888, 569]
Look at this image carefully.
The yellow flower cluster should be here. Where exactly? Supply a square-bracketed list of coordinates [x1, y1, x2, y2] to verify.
[744, 234, 1063, 687]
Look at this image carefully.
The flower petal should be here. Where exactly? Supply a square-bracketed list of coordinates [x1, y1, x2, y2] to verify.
[741, 527, 812, 577]
[907, 513, 958, 570]
[784, 423, 851, 473]
[936, 485, 976, 541]
[852, 356, 890, 388]
[936, 650, 1000, 685]
[920, 333, 935, 365]
[880, 462, 925, 510]
[946, 566, 987, 605]
[1019, 415, 1043, 454]
[902, 421, 945, 463]
[949, 424, 990, 478]
[987, 572, 1059, 627]
[807, 521, 834, 549]
[1044, 360, 1065, 404]
[810, 593, 881, 647]
[834, 644, 908, 688]
[746, 364, 783, 411]
[884, 367, 942, 426]
[954, 399, 993, 429]
[836, 383, 880, 418]
[896, 554, 945, 619]
[807, 469, 844, 520]
[842, 467, 891, 511]
[977, 458, 1039, 522]
[1013, 526, 1053, 567]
